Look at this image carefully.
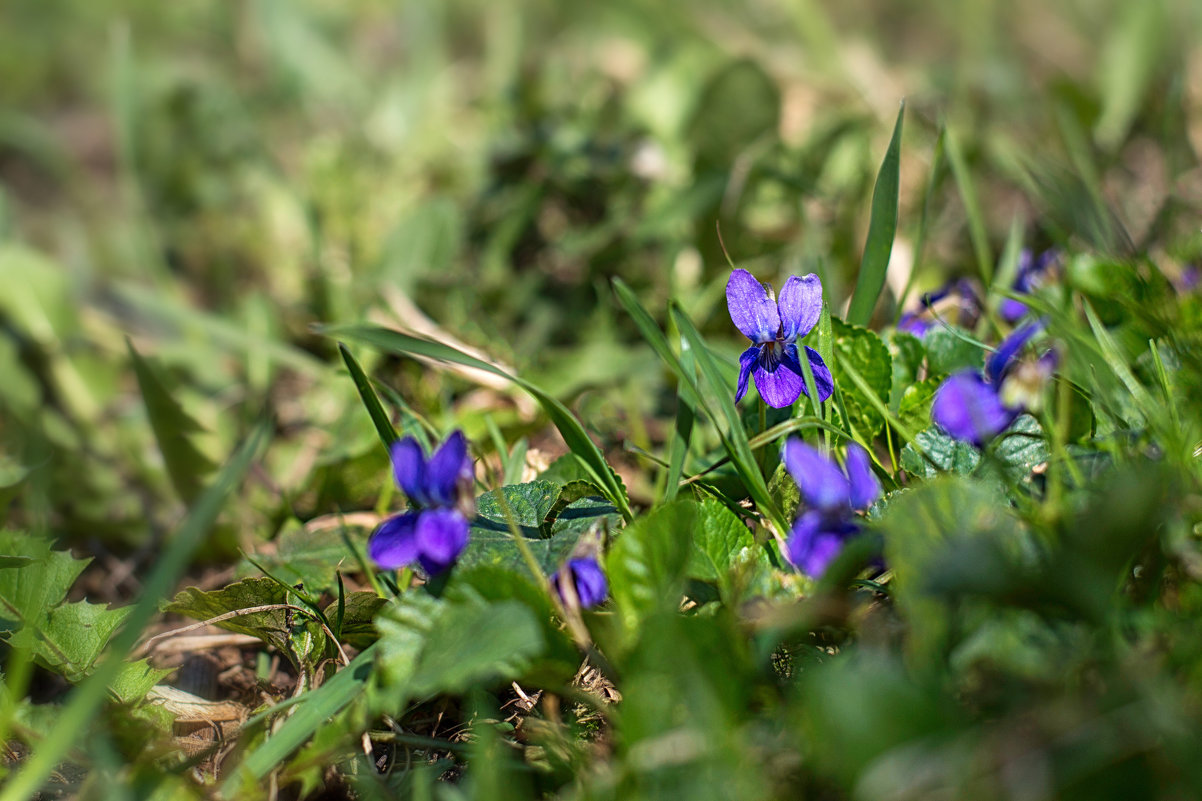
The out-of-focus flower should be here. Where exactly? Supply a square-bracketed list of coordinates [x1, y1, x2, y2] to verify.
[931, 321, 1050, 446]
[999, 250, 1058, 323]
[896, 279, 980, 338]
[369, 432, 475, 575]
[552, 557, 608, 609]
[726, 268, 833, 408]
[782, 439, 881, 578]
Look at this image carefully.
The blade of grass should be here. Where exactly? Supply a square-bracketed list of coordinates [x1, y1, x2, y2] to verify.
[945, 125, 993, 285]
[233, 644, 377, 785]
[0, 424, 267, 801]
[664, 329, 696, 502]
[339, 344, 399, 451]
[325, 324, 631, 522]
[847, 102, 904, 327]
[670, 303, 787, 534]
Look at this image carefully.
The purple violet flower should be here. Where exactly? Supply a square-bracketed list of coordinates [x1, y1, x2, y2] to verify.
[896, 278, 980, 339]
[782, 439, 881, 578]
[931, 321, 1047, 447]
[369, 431, 474, 575]
[726, 268, 833, 408]
[999, 250, 1057, 323]
[552, 557, 608, 609]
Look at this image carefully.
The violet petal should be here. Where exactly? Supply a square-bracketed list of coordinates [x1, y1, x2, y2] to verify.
[782, 438, 850, 512]
[368, 512, 421, 570]
[777, 273, 823, 341]
[932, 370, 1016, 446]
[726, 268, 780, 343]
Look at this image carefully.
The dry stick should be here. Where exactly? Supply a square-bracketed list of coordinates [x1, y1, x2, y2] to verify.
[140, 604, 351, 667]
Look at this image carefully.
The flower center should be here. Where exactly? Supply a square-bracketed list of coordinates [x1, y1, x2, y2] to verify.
[758, 340, 784, 371]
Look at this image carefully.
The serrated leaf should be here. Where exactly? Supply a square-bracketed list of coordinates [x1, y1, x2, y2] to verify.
[128, 341, 217, 505]
[458, 482, 619, 574]
[39, 601, 133, 683]
[881, 476, 1026, 658]
[0, 531, 88, 639]
[374, 592, 545, 701]
[830, 318, 892, 437]
[164, 577, 327, 669]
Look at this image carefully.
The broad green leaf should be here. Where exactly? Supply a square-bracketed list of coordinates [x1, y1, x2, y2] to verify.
[39, 602, 133, 684]
[830, 318, 892, 437]
[896, 377, 941, 436]
[325, 324, 632, 521]
[0, 531, 89, 642]
[409, 599, 544, 697]
[881, 476, 1026, 659]
[686, 498, 767, 604]
[989, 415, 1050, 485]
[900, 426, 981, 478]
[923, 325, 985, 377]
[847, 102, 904, 327]
[888, 331, 927, 411]
[128, 341, 217, 505]
[607, 501, 695, 632]
[458, 482, 619, 574]
[164, 577, 327, 670]
[242, 519, 372, 596]
[325, 592, 385, 650]
[109, 659, 172, 705]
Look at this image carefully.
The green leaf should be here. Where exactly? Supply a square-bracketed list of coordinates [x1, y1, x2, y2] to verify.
[164, 577, 327, 670]
[607, 501, 695, 632]
[881, 476, 1026, 658]
[888, 331, 927, 411]
[127, 340, 217, 505]
[670, 305, 786, 533]
[324, 592, 385, 650]
[987, 415, 1050, 485]
[847, 102, 904, 327]
[109, 659, 172, 705]
[923, 325, 985, 377]
[900, 426, 981, 478]
[325, 324, 632, 521]
[830, 318, 892, 437]
[458, 482, 619, 575]
[339, 344, 399, 452]
[4, 424, 267, 801]
[896, 377, 941, 436]
[686, 498, 766, 604]
[38, 602, 133, 684]
[242, 519, 372, 597]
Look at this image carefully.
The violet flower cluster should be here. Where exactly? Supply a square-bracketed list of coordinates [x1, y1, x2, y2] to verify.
[368, 431, 475, 575]
[930, 321, 1052, 446]
[783, 439, 881, 578]
[551, 557, 608, 609]
[726, 269, 833, 408]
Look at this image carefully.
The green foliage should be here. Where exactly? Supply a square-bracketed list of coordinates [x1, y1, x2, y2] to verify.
[830, 318, 893, 437]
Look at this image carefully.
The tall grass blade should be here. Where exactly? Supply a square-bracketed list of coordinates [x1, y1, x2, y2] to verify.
[847, 102, 904, 327]
[0, 424, 267, 801]
[339, 344, 400, 451]
[325, 324, 632, 522]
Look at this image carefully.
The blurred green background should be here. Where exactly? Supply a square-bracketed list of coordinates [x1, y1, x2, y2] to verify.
[1, 0, 1200, 576]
